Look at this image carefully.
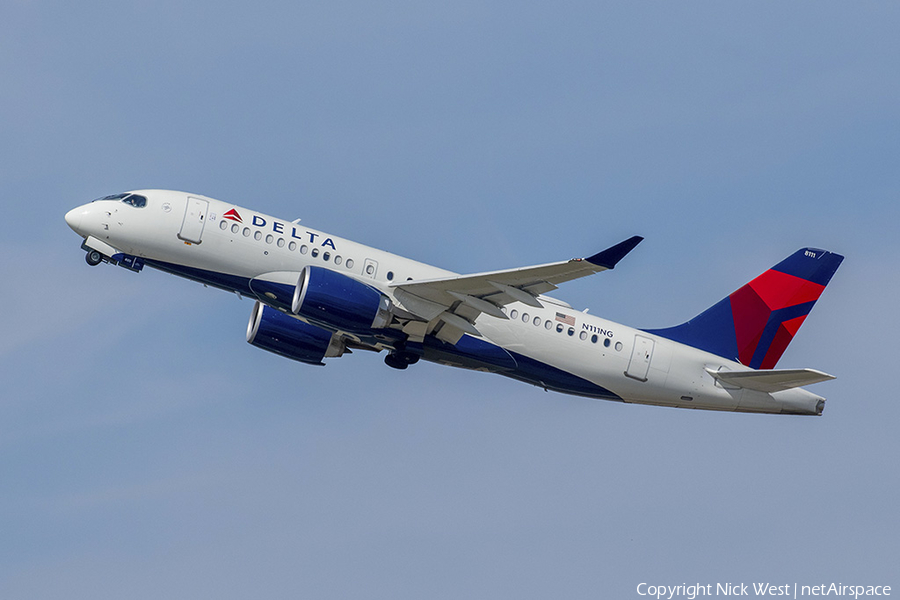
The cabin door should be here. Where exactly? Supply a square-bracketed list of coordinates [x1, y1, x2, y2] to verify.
[178, 197, 209, 244]
[625, 334, 655, 381]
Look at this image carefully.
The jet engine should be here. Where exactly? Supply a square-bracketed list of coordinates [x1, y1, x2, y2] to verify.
[247, 301, 339, 365]
[291, 266, 393, 333]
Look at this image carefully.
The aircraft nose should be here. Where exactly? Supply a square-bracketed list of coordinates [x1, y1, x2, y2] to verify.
[65, 206, 84, 233]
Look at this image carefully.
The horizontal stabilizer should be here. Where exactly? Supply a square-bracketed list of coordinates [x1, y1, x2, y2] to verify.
[705, 367, 835, 393]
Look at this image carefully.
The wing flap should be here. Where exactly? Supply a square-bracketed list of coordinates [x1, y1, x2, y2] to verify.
[706, 368, 835, 393]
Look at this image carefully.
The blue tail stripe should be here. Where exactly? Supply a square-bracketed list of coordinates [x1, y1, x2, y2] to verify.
[748, 301, 815, 369]
[644, 297, 739, 362]
[773, 248, 844, 286]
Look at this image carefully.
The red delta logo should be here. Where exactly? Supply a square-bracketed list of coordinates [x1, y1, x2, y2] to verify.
[730, 268, 826, 369]
[223, 208, 243, 223]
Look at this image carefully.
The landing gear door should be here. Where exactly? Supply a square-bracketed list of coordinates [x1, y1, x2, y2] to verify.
[625, 334, 655, 381]
[178, 197, 209, 244]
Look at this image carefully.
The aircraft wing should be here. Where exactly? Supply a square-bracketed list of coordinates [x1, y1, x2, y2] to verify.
[390, 236, 642, 342]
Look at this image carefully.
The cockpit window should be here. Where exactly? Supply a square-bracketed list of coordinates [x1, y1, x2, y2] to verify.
[122, 194, 147, 208]
[94, 192, 147, 208]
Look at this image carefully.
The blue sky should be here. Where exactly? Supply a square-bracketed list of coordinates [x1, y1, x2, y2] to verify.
[2, 2, 898, 598]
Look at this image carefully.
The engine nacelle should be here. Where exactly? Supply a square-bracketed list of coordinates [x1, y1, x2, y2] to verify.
[291, 266, 393, 333]
[247, 301, 338, 365]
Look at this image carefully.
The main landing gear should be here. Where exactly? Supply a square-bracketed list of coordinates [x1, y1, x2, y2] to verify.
[384, 351, 420, 370]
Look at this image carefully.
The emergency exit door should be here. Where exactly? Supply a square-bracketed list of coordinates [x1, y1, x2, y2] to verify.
[178, 197, 209, 244]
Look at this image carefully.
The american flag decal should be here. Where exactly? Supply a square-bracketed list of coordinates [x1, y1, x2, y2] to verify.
[556, 312, 575, 326]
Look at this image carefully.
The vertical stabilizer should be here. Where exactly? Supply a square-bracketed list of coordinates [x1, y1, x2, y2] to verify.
[646, 248, 843, 368]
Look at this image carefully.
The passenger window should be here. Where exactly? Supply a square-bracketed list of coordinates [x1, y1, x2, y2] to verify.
[243, 228, 251, 237]
[232, 223, 240, 233]
[312, 248, 320, 258]
[219, 220, 228, 231]
[346, 258, 354, 268]
[556, 323, 564, 333]
[510, 309, 519, 319]
[277, 238, 285, 248]
[579, 331, 588, 340]
[544, 320, 552, 330]
[533, 316, 541, 326]
[335, 256, 342, 265]
[323, 252, 330, 261]
[522, 312, 529, 322]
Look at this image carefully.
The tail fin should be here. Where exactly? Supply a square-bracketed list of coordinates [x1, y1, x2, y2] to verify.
[647, 248, 843, 369]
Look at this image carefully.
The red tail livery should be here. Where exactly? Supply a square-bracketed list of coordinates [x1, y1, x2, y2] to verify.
[648, 248, 843, 369]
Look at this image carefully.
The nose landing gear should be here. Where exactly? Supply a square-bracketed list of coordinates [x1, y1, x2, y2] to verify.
[79, 241, 145, 272]
[85, 249, 104, 266]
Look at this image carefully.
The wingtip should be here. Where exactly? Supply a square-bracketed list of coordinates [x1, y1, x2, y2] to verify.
[586, 236, 644, 269]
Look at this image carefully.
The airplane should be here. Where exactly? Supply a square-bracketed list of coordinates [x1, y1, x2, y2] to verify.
[65, 190, 843, 416]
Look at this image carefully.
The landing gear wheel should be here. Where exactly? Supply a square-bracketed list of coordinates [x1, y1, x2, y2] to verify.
[384, 353, 409, 370]
[85, 250, 103, 266]
[385, 351, 420, 369]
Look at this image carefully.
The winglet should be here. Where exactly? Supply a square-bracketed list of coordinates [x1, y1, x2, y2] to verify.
[585, 236, 644, 269]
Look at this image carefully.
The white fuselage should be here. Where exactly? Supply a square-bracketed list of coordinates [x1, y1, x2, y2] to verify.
[65, 190, 826, 415]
